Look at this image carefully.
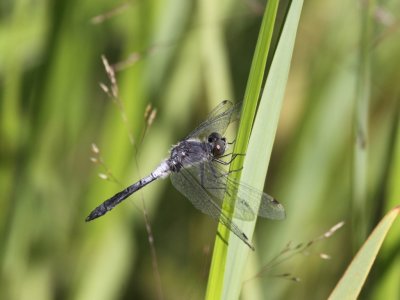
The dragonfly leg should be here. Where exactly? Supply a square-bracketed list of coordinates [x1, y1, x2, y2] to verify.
[213, 153, 244, 165]
[217, 152, 246, 159]
[212, 166, 243, 178]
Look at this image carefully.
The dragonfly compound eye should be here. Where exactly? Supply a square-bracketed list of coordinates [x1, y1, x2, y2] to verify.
[208, 132, 222, 143]
[212, 139, 226, 157]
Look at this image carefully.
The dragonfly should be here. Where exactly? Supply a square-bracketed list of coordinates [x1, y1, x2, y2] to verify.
[86, 100, 285, 250]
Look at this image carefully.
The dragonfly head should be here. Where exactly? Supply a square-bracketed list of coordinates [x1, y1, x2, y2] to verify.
[207, 132, 227, 157]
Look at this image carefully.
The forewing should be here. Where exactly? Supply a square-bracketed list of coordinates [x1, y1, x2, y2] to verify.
[185, 101, 241, 140]
[199, 161, 256, 221]
[227, 176, 285, 220]
[207, 162, 286, 220]
[206, 100, 234, 119]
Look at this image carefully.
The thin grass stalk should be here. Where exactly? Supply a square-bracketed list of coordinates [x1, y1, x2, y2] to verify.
[352, 0, 374, 250]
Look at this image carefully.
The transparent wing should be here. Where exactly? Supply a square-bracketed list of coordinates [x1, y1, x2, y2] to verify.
[170, 163, 254, 249]
[170, 159, 284, 221]
[206, 100, 234, 119]
[202, 161, 285, 221]
[185, 100, 241, 140]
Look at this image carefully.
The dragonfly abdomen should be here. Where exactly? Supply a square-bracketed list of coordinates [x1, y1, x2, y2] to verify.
[85, 168, 164, 221]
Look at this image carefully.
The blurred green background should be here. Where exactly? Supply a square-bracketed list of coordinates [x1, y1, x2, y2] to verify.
[0, 0, 399, 299]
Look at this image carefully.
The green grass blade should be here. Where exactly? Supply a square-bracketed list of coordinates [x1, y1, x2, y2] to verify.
[205, 0, 280, 299]
[328, 206, 400, 300]
[205, 0, 304, 299]
[223, 0, 304, 299]
[371, 108, 400, 299]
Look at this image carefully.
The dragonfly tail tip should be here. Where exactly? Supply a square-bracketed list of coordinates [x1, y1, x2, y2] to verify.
[85, 209, 102, 222]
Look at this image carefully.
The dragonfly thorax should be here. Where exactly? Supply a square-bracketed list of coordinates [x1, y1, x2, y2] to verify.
[168, 139, 209, 172]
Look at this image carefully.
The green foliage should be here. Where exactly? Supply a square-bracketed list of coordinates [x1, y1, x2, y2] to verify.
[0, 0, 399, 299]
[329, 207, 400, 300]
[206, 0, 281, 298]
[206, 0, 303, 299]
